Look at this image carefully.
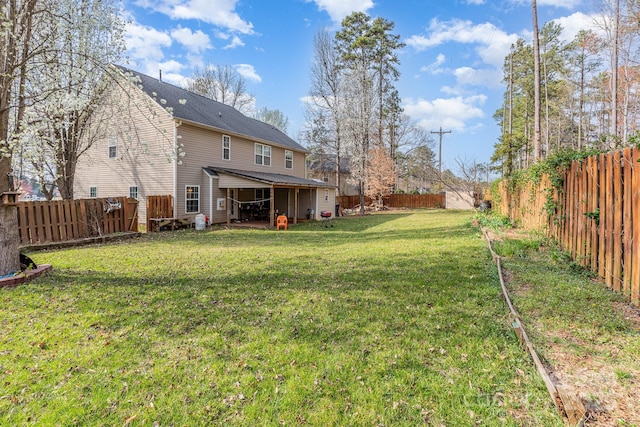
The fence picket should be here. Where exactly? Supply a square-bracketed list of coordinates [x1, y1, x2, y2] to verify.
[496, 149, 640, 307]
[15, 197, 138, 246]
[632, 149, 640, 305]
[613, 151, 623, 291]
[623, 148, 633, 297]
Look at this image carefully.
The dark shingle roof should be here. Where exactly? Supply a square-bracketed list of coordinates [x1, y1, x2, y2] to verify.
[204, 167, 334, 188]
[117, 66, 307, 153]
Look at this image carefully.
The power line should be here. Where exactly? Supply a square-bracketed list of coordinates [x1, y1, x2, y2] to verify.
[431, 127, 451, 177]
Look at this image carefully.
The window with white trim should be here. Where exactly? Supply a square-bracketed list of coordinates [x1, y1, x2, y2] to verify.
[255, 143, 271, 166]
[325, 189, 329, 201]
[108, 134, 117, 159]
[185, 185, 200, 213]
[90, 186, 98, 198]
[129, 186, 138, 199]
[222, 135, 230, 160]
[285, 150, 293, 169]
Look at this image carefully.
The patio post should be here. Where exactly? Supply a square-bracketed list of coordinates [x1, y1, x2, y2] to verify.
[270, 186, 275, 227]
[226, 188, 231, 226]
[294, 188, 299, 224]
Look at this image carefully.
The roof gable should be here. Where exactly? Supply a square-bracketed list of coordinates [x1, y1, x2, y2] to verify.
[116, 66, 307, 153]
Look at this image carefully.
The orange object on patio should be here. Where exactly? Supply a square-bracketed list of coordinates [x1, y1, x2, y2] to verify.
[276, 215, 288, 230]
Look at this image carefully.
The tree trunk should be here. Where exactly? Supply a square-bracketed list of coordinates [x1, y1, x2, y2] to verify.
[532, 0, 542, 161]
[611, 0, 620, 141]
[0, 205, 20, 274]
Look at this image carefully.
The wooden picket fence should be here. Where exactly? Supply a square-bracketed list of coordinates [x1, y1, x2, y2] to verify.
[337, 193, 446, 209]
[17, 197, 138, 246]
[495, 147, 640, 306]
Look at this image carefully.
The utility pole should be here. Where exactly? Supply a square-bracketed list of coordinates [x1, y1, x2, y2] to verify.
[431, 127, 451, 177]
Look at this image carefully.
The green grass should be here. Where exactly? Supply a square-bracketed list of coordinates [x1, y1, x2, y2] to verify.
[1, 210, 561, 426]
[494, 233, 640, 426]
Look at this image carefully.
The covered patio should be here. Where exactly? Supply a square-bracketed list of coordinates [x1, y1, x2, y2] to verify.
[202, 167, 336, 227]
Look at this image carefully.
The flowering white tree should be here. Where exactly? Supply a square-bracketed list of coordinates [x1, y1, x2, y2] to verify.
[1, 0, 42, 274]
[0, 0, 125, 275]
[18, 0, 125, 199]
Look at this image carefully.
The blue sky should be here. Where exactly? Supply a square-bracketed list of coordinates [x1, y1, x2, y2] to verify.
[123, 0, 599, 170]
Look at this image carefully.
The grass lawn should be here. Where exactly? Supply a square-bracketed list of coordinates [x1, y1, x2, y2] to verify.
[1, 210, 561, 426]
[489, 230, 640, 426]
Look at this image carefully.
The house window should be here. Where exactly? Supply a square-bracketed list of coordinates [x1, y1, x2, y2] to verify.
[256, 188, 270, 200]
[285, 150, 293, 169]
[129, 186, 138, 199]
[325, 189, 329, 201]
[255, 143, 271, 166]
[185, 185, 200, 213]
[222, 135, 230, 160]
[90, 186, 98, 198]
[108, 134, 117, 159]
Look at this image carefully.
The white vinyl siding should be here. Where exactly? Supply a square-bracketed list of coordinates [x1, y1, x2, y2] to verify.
[185, 185, 200, 213]
[222, 135, 230, 160]
[285, 150, 293, 169]
[255, 143, 271, 166]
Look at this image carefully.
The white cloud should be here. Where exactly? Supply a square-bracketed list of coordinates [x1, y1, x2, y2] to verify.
[125, 22, 172, 63]
[466, 0, 485, 4]
[420, 53, 447, 75]
[402, 95, 487, 132]
[136, 0, 254, 34]
[170, 27, 212, 53]
[406, 19, 518, 69]
[224, 35, 245, 49]
[307, 0, 374, 23]
[553, 12, 600, 42]
[234, 64, 262, 83]
[454, 66, 503, 88]
[537, 0, 580, 8]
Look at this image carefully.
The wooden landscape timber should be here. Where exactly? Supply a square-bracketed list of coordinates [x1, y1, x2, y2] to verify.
[484, 230, 587, 426]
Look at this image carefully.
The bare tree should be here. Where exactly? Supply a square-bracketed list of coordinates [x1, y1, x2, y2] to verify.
[185, 64, 255, 114]
[306, 29, 344, 194]
[253, 107, 289, 134]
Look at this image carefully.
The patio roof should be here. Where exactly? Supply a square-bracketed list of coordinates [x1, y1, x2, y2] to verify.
[203, 167, 335, 188]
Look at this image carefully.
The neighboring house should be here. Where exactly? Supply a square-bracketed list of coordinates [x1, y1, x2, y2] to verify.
[74, 66, 336, 227]
[306, 153, 356, 196]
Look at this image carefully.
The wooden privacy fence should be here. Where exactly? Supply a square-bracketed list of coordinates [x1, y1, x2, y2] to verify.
[17, 197, 138, 245]
[337, 193, 446, 209]
[146, 195, 174, 229]
[495, 147, 640, 306]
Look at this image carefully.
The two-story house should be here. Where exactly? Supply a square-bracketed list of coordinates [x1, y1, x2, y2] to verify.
[74, 66, 336, 228]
